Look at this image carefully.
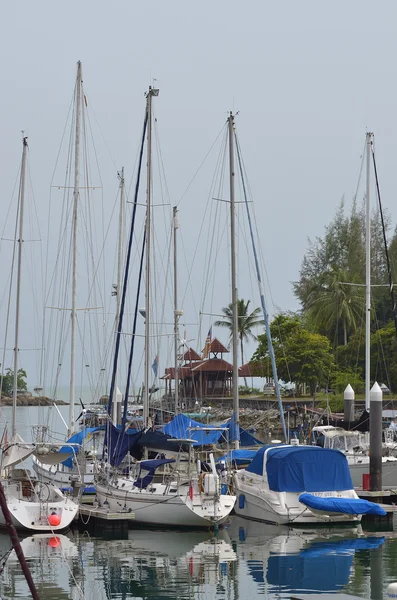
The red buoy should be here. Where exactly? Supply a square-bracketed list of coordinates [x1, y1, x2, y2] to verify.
[48, 513, 61, 527]
[48, 536, 61, 548]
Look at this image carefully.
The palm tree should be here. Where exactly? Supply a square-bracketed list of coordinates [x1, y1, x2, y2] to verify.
[304, 267, 364, 346]
[215, 299, 264, 387]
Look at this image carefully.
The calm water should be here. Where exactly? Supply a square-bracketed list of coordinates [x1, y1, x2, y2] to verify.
[0, 518, 396, 599]
[0, 407, 396, 599]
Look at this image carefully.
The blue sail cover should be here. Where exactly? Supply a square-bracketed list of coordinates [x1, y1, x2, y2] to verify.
[162, 413, 262, 447]
[246, 446, 353, 492]
[61, 427, 103, 468]
[299, 493, 387, 516]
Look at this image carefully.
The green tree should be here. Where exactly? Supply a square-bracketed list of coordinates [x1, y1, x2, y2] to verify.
[252, 314, 335, 397]
[303, 267, 364, 346]
[0, 368, 28, 396]
[215, 299, 264, 386]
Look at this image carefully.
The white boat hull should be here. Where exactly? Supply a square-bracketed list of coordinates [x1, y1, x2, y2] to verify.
[233, 475, 362, 525]
[95, 481, 235, 528]
[347, 457, 397, 488]
[1, 481, 79, 532]
[32, 456, 96, 494]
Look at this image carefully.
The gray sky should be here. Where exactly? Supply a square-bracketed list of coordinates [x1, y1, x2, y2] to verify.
[1, 1, 397, 394]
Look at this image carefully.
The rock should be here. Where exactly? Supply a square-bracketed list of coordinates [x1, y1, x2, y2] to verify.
[0, 394, 68, 406]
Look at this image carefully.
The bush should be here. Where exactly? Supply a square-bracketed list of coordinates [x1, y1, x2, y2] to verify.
[239, 386, 261, 395]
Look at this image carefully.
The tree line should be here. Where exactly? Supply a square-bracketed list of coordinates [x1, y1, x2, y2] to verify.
[218, 199, 397, 397]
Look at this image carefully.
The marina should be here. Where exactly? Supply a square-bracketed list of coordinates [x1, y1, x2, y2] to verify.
[2, 6, 397, 596]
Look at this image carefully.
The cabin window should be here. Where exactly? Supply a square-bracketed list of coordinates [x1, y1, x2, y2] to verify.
[239, 494, 245, 509]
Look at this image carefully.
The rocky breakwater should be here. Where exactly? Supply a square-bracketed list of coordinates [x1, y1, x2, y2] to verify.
[0, 393, 68, 406]
[208, 406, 283, 442]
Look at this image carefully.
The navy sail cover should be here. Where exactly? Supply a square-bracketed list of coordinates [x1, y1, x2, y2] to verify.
[246, 446, 353, 492]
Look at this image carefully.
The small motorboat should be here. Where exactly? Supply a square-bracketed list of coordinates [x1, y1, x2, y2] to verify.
[233, 444, 386, 525]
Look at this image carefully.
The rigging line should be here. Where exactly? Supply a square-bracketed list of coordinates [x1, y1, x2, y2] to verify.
[177, 124, 226, 207]
[123, 229, 146, 426]
[107, 111, 148, 419]
[26, 164, 45, 378]
[183, 125, 228, 314]
[0, 147, 24, 399]
[235, 131, 287, 442]
[353, 137, 367, 203]
[0, 163, 21, 243]
[199, 128, 229, 331]
[371, 142, 397, 344]
[83, 88, 118, 172]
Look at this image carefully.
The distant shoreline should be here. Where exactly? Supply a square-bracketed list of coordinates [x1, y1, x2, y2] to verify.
[0, 395, 68, 406]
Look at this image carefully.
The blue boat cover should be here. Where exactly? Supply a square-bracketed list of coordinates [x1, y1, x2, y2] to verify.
[134, 458, 176, 489]
[246, 446, 353, 492]
[162, 413, 262, 447]
[216, 449, 257, 465]
[299, 493, 387, 516]
[61, 427, 104, 468]
[105, 424, 192, 466]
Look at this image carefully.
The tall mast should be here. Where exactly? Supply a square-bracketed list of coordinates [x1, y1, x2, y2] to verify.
[113, 167, 125, 423]
[116, 168, 125, 325]
[69, 61, 82, 437]
[143, 86, 159, 427]
[228, 112, 240, 449]
[365, 132, 373, 412]
[12, 136, 28, 438]
[173, 206, 180, 414]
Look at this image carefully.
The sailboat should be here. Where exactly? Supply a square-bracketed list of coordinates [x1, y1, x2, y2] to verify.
[0, 136, 78, 531]
[95, 87, 236, 528]
[32, 62, 105, 496]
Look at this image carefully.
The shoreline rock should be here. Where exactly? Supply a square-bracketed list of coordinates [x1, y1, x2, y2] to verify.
[0, 394, 68, 406]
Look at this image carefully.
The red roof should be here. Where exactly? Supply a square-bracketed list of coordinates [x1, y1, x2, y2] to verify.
[163, 366, 193, 380]
[192, 358, 233, 373]
[182, 347, 202, 362]
[203, 337, 229, 355]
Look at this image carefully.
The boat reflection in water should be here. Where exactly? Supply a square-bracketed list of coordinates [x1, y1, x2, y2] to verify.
[2, 533, 78, 599]
[73, 528, 237, 597]
[228, 517, 385, 596]
[0, 527, 236, 599]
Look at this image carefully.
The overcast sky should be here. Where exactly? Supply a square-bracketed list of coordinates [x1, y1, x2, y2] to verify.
[1, 1, 397, 393]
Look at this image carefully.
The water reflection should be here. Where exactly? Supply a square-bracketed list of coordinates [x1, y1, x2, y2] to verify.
[228, 518, 385, 596]
[2, 533, 78, 599]
[0, 518, 396, 599]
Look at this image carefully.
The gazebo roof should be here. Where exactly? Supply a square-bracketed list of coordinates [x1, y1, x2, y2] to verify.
[239, 361, 268, 377]
[182, 347, 201, 362]
[203, 337, 229, 355]
[162, 366, 192, 380]
[191, 358, 233, 373]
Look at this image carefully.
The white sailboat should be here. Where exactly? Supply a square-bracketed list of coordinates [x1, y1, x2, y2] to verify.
[32, 62, 105, 495]
[0, 136, 78, 531]
[95, 87, 236, 528]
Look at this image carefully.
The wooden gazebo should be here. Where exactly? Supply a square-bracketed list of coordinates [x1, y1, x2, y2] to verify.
[162, 338, 238, 400]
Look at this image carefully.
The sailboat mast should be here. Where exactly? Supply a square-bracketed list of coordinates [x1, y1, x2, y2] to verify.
[173, 206, 180, 414]
[69, 61, 82, 437]
[143, 86, 159, 427]
[228, 112, 240, 449]
[365, 132, 373, 412]
[116, 168, 125, 324]
[113, 167, 125, 423]
[12, 136, 28, 438]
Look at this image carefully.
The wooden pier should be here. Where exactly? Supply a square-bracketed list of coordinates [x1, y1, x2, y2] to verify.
[75, 505, 135, 538]
[355, 488, 397, 527]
